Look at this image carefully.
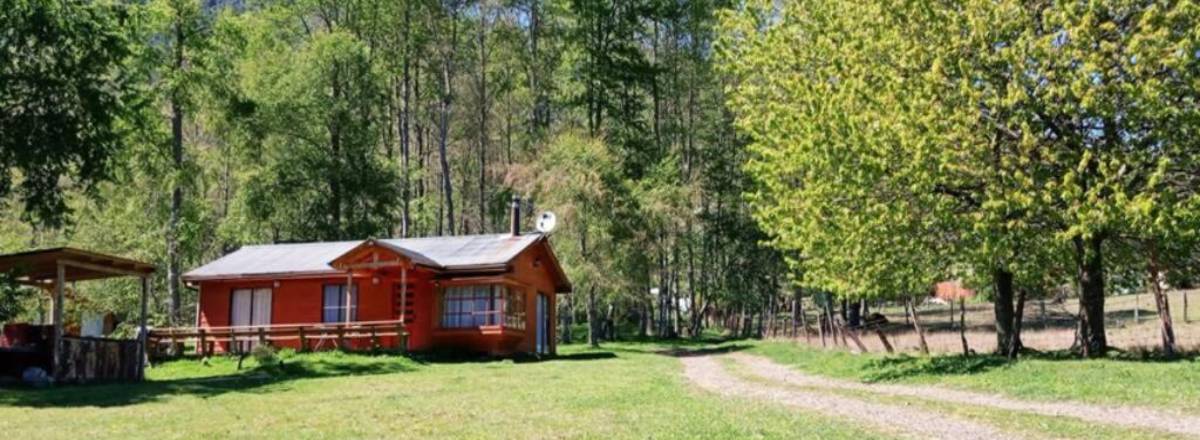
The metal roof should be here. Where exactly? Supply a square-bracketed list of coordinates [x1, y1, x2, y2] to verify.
[183, 233, 545, 281]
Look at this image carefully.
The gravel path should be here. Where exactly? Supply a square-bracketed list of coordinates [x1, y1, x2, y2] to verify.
[680, 354, 1020, 440]
[729, 353, 1200, 438]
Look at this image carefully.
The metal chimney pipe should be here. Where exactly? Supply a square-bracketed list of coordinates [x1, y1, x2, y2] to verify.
[510, 195, 521, 236]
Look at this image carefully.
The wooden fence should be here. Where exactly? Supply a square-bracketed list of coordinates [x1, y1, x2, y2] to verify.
[147, 320, 410, 357]
[57, 336, 141, 383]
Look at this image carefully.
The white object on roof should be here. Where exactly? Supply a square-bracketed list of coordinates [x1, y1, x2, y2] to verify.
[184, 233, 545, 281]
[536, 212, 557, 233]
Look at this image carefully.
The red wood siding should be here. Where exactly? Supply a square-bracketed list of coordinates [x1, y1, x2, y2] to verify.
[195, 240, 563, 355]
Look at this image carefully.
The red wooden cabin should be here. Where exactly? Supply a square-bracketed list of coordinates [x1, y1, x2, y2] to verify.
[183, 210, 571, 356]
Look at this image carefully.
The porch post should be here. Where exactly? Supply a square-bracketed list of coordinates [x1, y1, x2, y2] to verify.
[52, 261, 65, 380]
[399, 263, 408, 350]
[344, 272, 353, 324]
[138, 275, 149, 381]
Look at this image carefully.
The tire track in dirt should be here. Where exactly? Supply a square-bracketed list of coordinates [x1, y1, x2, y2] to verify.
[680, 354, 1021, 440]
[730, 353, 1200, 438]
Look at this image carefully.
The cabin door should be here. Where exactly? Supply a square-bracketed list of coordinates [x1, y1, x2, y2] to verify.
[230, 288, 272, 352]
[535, 293, 549, 355]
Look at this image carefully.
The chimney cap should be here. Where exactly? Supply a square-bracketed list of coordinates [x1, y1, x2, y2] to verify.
[510, 195, 521, 236]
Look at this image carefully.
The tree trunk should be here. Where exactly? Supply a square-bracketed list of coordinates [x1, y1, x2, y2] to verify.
[1008, 288, 1027, 359]
[799, 296, 810, 343]
[561, 293, 573, 344]
[166, 16, 185, 326]
[993, 269, 1016, 355]
[1074, 235, 1108, 357]
[587, 286, 598, 347]
[847, 300, 861, 328]
[399, 0, 412, 237]
[1147, 245, 1177, 357]
[907, 297, 929, 355]
[959, 298, 969, 356]
[437, 13, 459, 236]
[1184, 291, 1190, 323]
[476, 6, 489, 233]
[818, 311, 827, 347]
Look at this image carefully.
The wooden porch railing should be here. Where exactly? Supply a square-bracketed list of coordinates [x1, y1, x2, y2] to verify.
[147, 320, 410, 356]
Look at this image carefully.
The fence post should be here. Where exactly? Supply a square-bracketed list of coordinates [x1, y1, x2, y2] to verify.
[257, 327, 266, 347]
[198, 328, 207, 356]
[298, 326, 307, 352]
[370, 326, 379, 349]
[337, 324, 346, 350]
[229, 328, 237, 355]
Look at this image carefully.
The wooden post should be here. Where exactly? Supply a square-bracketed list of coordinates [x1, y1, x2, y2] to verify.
[257, 327, 266, 346]
[345, 272, 354, 325]
[52, 262, 65, 380]
[198, 328, 207, 356]
[298, 326, 307, 352]
[229, 328, 237, 355]
[400, 263, 410, 335]
[400, 321, 410, 352]
[370, 326, 379, 349]
[337, 324, 346, 350]
[138, 275, 149, 380]
[1135, 291, 1141, 324]
[959, 298, 970, 356]
[873, 326, 894, 353]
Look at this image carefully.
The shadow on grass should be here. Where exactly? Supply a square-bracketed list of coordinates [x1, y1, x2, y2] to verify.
[859, 346, 1200, 382]
[654, 343, 754, 358]
[862, 355, 1010, 382]
[0, 353, 416, 409]
[1023, 346, 1200, 363]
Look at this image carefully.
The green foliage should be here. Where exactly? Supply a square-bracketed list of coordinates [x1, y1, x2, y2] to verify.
[0, 0, 142, 226]
[718, 0, 1200, 353]
[0, 272, 37, 323]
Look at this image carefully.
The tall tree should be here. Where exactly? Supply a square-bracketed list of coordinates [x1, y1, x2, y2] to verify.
[0, 0, 140, 226]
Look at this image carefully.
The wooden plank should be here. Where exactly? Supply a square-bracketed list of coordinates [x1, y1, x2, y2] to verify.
[52, 262, 65, 380]
[61, 258, 150, 278]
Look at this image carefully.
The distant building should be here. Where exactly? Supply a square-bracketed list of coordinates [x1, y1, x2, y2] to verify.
[933, 280, 976, 301]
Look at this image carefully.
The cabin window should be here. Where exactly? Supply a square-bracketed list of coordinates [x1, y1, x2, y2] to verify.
[441, 284, 526, 328]
[322, 284, 359, 323]
[230, 288, 272, 327]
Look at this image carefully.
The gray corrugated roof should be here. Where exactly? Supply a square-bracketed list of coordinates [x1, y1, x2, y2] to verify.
[183, 233, 544, 281]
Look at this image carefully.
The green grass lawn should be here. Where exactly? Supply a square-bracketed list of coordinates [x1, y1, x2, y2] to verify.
[749, 341, 1200, 412]
[3, 340, 1196, 439]
[0, 343, 875, 440]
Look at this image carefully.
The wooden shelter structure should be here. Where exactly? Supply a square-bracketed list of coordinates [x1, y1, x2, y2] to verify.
[0, 248, 155, 382]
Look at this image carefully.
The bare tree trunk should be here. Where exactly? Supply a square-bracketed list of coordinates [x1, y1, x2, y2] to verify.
[587, 286, 598, 347]
[166, 15, 185, 326]
[799, 294, 810, 344]
[818, 311, 827, 347]
[399, 0, 413, 237]
[561, 293, 573, 344]
[1184, 291, 1190, 324]
[437, 11, 459, 236]
[476, 5, 489, 232]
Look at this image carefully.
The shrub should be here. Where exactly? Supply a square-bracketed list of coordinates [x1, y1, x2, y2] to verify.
[251, 343, 279, 366]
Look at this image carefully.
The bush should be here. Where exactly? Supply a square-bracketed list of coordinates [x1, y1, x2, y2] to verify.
[251, 344, 279, 366]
